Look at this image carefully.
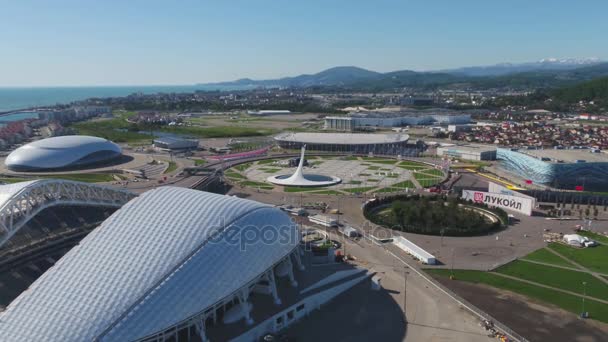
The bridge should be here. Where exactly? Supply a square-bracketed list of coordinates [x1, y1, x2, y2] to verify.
[0, 179, 136, 248]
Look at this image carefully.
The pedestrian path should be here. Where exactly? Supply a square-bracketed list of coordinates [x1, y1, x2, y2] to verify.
[491, 272, 608, 305]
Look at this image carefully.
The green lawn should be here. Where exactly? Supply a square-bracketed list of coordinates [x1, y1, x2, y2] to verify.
[309, 190, 344, 195]
[358, 173, 371, 176]
[159, 125, 275, 138]
[375, 187, 402, 193]
[366, 159, 397, 165]
[391, 180, 416, 189]
[386, 174, 399, 178]
[283, 186, 318, 193]
[413, 173, 442, 186]
[239, 181, 273, 190]
[259, 168, 281, 173]
[341, 156, 359, 160]
[398, 164, 428, 170]
[225, 171, 246, 180]
[234, 162, 253, 172]
[164, 161, 177, 174]
[367, 166, 381, 170]
[427, 269, 608, 324]
[418, 168, 444, 177]
[1, 173, 118, 184]
[46, 173, 117, 183]
[367, 178, 380, 182]
[399, 160, 429, 166]
[0, 177, 30, 184]
[548, 243, 608, 274]
[348, 180, 362, 185]
[496, 261, 608, 301]
[343, 186, 376, 193]
[257, 159, 279, 165]
[522, 248, 576, 268]
[577, 231, 608, 244]
[193, 159, 206, 166]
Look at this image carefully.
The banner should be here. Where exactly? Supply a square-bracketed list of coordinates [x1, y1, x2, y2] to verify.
[461, 190, 533, 216]
[488, 182, 536, 207]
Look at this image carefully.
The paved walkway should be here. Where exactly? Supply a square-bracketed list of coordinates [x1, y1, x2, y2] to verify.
[490, 272, 608, 305]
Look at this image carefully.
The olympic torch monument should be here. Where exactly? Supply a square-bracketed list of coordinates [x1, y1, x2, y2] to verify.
[267, 145, 341, 187]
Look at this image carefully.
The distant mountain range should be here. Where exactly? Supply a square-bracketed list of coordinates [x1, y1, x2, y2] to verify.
[440, 57, 603, 76]
[198, 58, 608, 91]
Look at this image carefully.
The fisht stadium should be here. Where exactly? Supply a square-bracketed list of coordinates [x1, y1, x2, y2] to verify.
[0, 182, 370, 341]
[274, 132, 424, 156]
[5, 135, 122, 172]
[497, 148, 608, 190]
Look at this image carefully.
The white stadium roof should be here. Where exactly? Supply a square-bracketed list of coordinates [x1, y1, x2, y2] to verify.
[5, 135, 121, 171]
[274, 132, 409, 145]
[0, 180, 38, 208]
[0, 187, 298, 341]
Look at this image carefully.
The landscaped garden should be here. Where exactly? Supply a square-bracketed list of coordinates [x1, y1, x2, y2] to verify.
[364, 195, 506, 236]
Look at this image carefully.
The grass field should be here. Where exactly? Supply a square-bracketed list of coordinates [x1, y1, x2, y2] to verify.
[309, 190, 344, 195]
[45, 173, 117, 183]
[413, 173, 442, 186]
[1, 173, 118, 184]
[343, 186, 376, 193]
[234, 162, 253, 172]
[366, 159, 398, 165]
[391, 180, 416, 189]
[257, 159, 277, 165]
[375, 187, 402, 193]
[0, 177, 30, 184]
[496, 261, 608, 301]
[164, 161, 177, 174]
[427, 269, 608, 323]
[239, 181, 273, 190]
[70, 119, 153, 143]
[283, 186, 318, 193]
[193, 159, 206, 166]
[522, 248, 576, 268]
[418, 168, 444, 177]
[577, 231, 608, 244]
[225, 170, 246, 180]
[548, 243, 608, 274]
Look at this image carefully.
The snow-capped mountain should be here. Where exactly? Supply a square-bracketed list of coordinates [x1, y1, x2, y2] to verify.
[442, 58, 604, 77]
[538, 57, 601, 65]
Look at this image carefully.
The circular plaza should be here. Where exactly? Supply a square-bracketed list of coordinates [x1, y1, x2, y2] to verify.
[225, 155, 446, 195]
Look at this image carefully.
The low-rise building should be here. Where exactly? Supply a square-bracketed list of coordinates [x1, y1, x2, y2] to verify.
[436, 144, 497, 161]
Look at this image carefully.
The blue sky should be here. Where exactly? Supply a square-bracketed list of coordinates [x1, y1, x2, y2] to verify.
[1, 0, 607, 86]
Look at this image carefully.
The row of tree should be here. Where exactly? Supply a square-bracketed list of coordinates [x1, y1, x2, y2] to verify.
[365, 195, 505, 236]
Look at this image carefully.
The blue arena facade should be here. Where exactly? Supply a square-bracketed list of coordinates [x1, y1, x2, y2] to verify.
[497, 148, 608, 191]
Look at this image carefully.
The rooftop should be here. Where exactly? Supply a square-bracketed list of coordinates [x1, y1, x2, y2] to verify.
[437, 144, 497, 153]
[0, 188, 298, 341]
[274, 132, 409, 145]
[509, 148, 608, 163]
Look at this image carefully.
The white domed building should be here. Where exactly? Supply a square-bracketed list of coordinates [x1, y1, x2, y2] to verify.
[5, 135, 122, 172]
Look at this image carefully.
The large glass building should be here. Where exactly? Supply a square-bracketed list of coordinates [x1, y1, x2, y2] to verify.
[497, 148, 608, 190]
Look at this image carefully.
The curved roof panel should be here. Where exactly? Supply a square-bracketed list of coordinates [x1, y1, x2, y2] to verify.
[0, 187, 298, 342]
[274, 132, 409, 145]
[0, 180, 39, 208]
[5, 135, 121, 171]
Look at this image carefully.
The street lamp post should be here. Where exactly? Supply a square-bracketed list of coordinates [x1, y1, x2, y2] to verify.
[582, 281, 587, 317]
